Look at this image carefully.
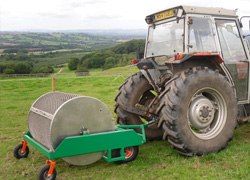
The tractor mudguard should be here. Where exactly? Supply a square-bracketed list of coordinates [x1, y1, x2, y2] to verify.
[137, 59, 155, 69]
[164, 53, 224, 65]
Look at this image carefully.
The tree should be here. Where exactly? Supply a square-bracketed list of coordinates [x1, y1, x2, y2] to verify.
[103, 57, 117, 70]
[3, 49, 19, 53]
[68, 57, 79, 70]
[14, 62, 32, 74]
[3, 68, 15, 74]
[31, 66, 54, 73]
[47, 66, 54, 73]
[76, 64, 89, 72]
[0, 64, 6, 73]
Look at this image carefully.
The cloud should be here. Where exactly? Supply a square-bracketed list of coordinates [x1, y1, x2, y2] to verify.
[69, 0, 105, 8]
[1, 0, 249, 31]
[38, 12, 72, 19]
[87, 14, 120, 20]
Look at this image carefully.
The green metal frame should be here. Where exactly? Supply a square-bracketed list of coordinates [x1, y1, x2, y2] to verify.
[23, 124, 148, 162]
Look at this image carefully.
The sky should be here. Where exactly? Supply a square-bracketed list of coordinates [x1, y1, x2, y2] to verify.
[0, 0, 250, 31]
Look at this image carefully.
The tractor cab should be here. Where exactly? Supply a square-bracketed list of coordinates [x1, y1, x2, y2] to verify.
[144, 5, 250, 102]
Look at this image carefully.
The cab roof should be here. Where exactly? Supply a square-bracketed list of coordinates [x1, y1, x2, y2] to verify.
[148, 5, 238, 18]
[181, 5, 238, 17]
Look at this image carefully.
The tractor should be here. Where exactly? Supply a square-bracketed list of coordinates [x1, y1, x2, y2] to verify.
[115, 5, 250, 156]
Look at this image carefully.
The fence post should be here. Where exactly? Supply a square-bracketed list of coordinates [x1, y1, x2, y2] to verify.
[52, 77, 56, 91]
[19, 80, 21, 88]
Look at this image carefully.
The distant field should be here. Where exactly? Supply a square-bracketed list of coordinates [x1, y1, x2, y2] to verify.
[0, 32, 119, 53]
[33, 51, 91, 66]
[1, 66, 250, 179]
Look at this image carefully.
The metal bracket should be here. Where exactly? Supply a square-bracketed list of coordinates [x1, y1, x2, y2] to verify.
[46, 160, 56, 178]
[30, 107, 53, 120]
[116, 102, 150, 117]
[135, 103, 156, 114]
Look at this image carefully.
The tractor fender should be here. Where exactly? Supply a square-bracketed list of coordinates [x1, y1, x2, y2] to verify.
[165, 53, 237, 98]
[165, 53, 233, 81]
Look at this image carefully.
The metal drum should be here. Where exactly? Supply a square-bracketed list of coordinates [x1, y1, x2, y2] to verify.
[28, 92, 115, 165]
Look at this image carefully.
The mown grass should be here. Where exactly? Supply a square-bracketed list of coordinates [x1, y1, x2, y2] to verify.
[1, 67, 250, 180]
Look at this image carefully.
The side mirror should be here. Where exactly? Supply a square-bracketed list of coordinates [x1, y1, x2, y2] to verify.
[240, 16, 250, 30]
[136, 51, 144, 60]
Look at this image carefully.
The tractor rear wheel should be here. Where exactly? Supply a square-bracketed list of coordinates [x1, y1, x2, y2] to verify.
[115, 72, 163, 140]
[158, 67, 238, 156]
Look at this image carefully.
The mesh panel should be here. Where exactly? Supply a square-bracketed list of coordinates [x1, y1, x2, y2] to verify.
[28, 92, 80, 150]
[32, 92, 79, 115]
[28, 112, 52, 149]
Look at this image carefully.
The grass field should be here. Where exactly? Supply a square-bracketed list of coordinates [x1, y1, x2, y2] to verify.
[1, 67, 250, 180]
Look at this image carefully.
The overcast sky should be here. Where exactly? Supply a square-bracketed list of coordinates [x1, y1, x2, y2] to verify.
[1, 0, 249, 31]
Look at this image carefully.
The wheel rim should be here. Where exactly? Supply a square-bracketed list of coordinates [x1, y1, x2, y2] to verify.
[124, 147, 133, 159]
[187, 87, 227, 140]
[43, 170, 53, 180]
[18, 148, 26, 157]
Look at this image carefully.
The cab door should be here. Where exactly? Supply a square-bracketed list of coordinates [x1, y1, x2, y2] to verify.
[215, 19, 249, 101]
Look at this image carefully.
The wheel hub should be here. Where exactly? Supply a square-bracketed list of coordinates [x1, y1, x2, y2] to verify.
[188, 95, 215, 131]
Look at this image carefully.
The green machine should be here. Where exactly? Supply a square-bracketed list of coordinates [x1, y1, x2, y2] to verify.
[13, 92, 152, 180]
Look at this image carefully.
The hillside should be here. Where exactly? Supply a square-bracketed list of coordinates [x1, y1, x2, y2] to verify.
[0, 39, 146, 74]
[0, 32, 119, 54]
[69, 39, 145, 71]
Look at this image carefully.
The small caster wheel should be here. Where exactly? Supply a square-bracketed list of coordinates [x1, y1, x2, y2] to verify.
[37, 164, 57, 180]
[113, 146, 139, 164]
[13, 143, 29, 159]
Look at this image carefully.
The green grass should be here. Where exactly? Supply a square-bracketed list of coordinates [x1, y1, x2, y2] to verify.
[1, 67, 250, 179]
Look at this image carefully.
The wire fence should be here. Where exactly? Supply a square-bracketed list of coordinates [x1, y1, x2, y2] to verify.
[0, 73, 52, 78]
[0, 75, 128, 115]
[0, 71, 136, 79]
[0, 71, 137, 110]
